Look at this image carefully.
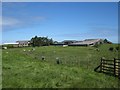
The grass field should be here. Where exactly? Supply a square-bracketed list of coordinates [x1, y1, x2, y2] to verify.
[2, 44, 120, 88]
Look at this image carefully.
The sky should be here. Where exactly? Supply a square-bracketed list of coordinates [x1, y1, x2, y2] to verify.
[1, 2, 118, 43]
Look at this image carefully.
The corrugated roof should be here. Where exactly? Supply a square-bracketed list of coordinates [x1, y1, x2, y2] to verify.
[16, 40, 30, 44]
[70, 39, 102, 45]
[62, 40, 77, 42]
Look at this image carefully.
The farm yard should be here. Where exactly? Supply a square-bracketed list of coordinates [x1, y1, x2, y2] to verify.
[2, 44, 120, 88]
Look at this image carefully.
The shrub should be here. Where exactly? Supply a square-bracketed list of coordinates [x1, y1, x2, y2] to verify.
[115, 46, 119, 51]
[109, 47, 114, 51]
[0, 45, 2, 49]
[2, 44, 14, 49]
[7, 45, 14, 48]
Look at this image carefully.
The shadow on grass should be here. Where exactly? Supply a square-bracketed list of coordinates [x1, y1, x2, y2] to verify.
[94, 65, 120, 79]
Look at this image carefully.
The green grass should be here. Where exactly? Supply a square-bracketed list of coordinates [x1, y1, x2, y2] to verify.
[0, 49, 2, 89]
[2, 44, 120, 88]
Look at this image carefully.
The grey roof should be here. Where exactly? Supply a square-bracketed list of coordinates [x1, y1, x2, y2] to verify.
[62, 40, 77, 42]
[84, 39, 99, 41]
[16, 40, 30, 44]
[70, 39, 103, 45]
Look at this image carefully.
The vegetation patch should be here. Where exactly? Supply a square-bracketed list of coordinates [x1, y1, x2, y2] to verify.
[2, 44, 120, 88]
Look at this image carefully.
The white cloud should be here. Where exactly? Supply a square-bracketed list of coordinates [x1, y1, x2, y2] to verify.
[1, 16, 46, 31]
[0, 17, 21, 26]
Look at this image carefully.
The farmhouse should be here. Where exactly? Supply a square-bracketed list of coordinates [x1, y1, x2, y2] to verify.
[16, 40, 30, 47]
[69, 39, 104, 46]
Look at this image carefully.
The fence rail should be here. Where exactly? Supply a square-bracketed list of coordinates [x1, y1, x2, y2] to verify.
[94, 57, 120, 79]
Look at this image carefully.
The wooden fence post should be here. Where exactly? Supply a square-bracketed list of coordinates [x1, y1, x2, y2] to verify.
[118, 59, 120, 79]
[100, 57, 103, 72]
[114, 58, 116, 76]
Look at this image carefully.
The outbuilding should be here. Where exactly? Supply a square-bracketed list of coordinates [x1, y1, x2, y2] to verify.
[3, 43, 19, 47]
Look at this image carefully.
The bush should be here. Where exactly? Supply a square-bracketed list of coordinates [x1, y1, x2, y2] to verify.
[0, 45, 2, 49]
[109, 47, 114, 51]
[2, 45, 14, 48]
[115, 46, 119, 51]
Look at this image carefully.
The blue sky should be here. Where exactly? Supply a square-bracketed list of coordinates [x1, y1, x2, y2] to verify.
[2, 2, 118, 43]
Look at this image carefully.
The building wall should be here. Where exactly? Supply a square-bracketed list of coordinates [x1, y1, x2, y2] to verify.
[18, 43, 29, 47]
[13, 44, 19, 47]
[16, 41, 30, 47]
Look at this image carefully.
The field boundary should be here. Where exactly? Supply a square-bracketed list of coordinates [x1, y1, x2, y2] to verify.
[94, 57, 120, 79]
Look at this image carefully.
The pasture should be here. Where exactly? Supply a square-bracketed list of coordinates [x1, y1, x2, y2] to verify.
[2, 44, 120, 88]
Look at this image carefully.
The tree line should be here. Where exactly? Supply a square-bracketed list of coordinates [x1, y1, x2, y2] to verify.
[30, 36, 54, 47]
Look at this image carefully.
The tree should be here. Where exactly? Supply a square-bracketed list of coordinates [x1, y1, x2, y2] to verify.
[104, 39, 108, 43]
[30, 36, 54, 47]
[31, 36, 39, 47]
[49, 38, 53, 45]
[104, 39, 112, 44]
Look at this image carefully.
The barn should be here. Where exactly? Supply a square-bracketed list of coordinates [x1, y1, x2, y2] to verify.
[62, 40, 77, 45]
[69, 39, 104, 46]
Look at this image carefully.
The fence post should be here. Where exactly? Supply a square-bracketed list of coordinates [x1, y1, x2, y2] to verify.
[118, 59, 120, 79]
[114, 58, 116, 77]
[100, 57, 103, 72]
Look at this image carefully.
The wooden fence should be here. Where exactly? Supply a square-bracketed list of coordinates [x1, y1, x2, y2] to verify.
[94, 57, 120, 79]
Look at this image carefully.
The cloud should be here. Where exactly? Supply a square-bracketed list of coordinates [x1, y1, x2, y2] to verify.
[1, 17, 23, 31]
[1, 16, 46, 31]
[0, 17, 21, 26]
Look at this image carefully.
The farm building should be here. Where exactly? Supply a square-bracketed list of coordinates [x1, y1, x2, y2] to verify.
[3, 43, 19, 47]
[16, 40, 30, 47]
[69, 39, 104, 46]
[53, 39, 105, 46]
[52, 42, 65, 46]
[62, 40, 77, 45]
[53, 43, 65, 46]
[53, 40, 77, 46]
